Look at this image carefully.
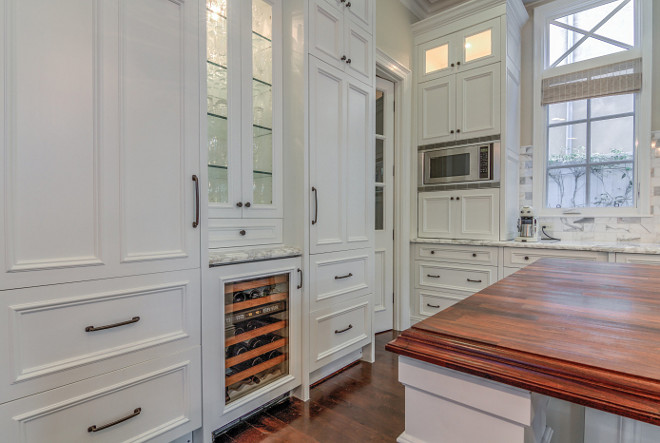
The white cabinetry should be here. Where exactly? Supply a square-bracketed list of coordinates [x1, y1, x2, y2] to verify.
[207, 0, 284, 247]
[413, 0, 526, 241]
[306, 0, 375, 386]
[418, 189, 499, 240]
[309, 58, 373, 254]
[309, 0, 374, 84]
[0, 0, 202, 441]
[412, 244, 498, 323]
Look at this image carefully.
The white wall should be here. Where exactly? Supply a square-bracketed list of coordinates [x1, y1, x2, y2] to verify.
[376, 0, 418, 69]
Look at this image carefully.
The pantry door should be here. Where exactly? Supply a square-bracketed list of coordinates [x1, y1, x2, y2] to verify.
[374, 77, 394, 333]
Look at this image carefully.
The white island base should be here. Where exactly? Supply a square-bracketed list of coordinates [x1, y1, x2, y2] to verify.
[397, 356, 554, 443]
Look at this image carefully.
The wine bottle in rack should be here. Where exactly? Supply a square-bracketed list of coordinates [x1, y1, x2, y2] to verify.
[233, 291, 247, 303]
[247, 336, 266, 350]
[226, 342, 249, 358]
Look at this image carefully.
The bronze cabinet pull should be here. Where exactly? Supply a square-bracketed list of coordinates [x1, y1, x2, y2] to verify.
[236, 202, 243, 208]
[430, 250, 435, 254]
[239, 230, 246, 236]
[346, 1, 351, 7]
[335, 324, 353, 334]
[88, 407, 141, 433]
[341, 55, 347, 61]
[467, 278, 482, 283]
[85, 316, 140, 332]
[472, 253, 477, 257]
[192, 175, 200, 228]
[335, 273, 353, 280]
[245, 202, 251, 208]
[524, 256, 530, 261]
[297, 268, 303, 289]
[312, 187, 318, 225]
[346, 58, 352, 64]
[427, 274, 440, 279]
[427, 303, 440, 308]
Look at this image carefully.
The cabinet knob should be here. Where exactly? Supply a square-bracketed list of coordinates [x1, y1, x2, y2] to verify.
[472, 253, 477, 257]
[450, 197, 454, 200]
[346, 58, 352, 64]
[451, 63, 455, 67]
[457, 61, 461, 65]
[346, 1, 351, 7]
[236, 202, 243, 208]
[456, 196, 460, 200]
[245, 202, 251, 208]
[450, 130, 455, 134]
[341, 55, 347, 61]
[456, 129, 461, 133]
[524, 256, 530, 261]
[430, 250, 435, 255]
[239, 230, 246, 236]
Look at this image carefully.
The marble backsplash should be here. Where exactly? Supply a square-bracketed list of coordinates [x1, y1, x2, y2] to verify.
[519, 145, 660, 243]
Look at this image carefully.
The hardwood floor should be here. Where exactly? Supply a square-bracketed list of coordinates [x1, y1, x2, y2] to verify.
[215, 330, 404, 442]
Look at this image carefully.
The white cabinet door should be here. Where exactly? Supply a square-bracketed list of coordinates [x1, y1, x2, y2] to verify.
[345, 78, 373, 251]
[344, 22, 373, 85]
[456, 18, 501, 71]
[309, 0, 345, 71]
[309, 59, 345, 254]
[417, 36, 455, 83]
[345, 0, 373, 32]
[456, 63, 501, 140]
[0, 0, 200, 290]
[418, 193, 454, 238]
[418, 75, 456, 145]
[454, 188, 499, 240]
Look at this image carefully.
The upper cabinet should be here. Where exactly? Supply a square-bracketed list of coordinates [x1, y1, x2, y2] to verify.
[417, 17, 501, 84]
[0, 0, 201, 290]
[309, 0, 374, 85]
[207, 0, 282, 221]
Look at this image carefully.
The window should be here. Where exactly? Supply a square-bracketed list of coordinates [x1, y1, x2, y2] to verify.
[533, 0, 652, 216]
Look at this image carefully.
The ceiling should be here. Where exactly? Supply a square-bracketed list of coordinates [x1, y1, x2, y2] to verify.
[401, 0, 538, 20]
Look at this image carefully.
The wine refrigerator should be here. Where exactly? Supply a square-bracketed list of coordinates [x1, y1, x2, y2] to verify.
[223, 273, 291, 404]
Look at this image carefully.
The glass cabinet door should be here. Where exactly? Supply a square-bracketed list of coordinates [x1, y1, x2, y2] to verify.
[250, 0, 274, 207]
[458, 18, 500, 69]
[207, 0, 231, 206]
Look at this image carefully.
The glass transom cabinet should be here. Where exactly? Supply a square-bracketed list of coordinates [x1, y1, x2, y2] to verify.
[207, 0, 282, 219]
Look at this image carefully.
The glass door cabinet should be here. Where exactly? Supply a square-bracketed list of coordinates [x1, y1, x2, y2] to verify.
[207, 0, 282, 219]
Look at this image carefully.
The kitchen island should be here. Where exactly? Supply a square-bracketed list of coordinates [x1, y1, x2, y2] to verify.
[387, 259, 660, 442]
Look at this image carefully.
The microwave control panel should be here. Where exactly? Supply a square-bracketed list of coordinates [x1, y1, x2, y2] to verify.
[479, 146, 491, 179]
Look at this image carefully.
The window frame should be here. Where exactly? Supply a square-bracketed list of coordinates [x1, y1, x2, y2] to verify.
[532, 0, 653, 217]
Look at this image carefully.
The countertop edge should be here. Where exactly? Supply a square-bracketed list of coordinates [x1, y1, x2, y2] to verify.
[209, 246, 303, 267]
[411, 238, 660, 254]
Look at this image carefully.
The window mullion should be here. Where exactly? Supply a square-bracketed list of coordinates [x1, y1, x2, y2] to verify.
[585, 99, 591, 208]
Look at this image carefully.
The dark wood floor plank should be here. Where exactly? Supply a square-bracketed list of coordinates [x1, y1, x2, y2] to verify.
[216, 331, 404, 443]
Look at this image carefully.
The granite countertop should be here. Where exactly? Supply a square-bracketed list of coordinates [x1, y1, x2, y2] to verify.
[411, 237, 660, 254]
[209, 246, 303, 267]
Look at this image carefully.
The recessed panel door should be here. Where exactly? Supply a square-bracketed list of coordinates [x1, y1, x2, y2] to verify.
[418, 75, 456, 144]
[456, 63, 500, 140]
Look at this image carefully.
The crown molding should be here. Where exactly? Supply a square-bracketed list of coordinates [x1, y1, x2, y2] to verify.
[402, 0, 530, 22]
[399, 0, 429, 20]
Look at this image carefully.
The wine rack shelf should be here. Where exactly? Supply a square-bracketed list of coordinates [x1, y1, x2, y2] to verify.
[225, 320, 286, 347]
[225, 292, 287, 314]
[226, 354, 286, 386]
[226, 338, 287, 368]
[226, 274, 287, 293]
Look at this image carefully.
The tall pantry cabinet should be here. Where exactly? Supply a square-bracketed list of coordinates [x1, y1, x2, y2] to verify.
[306, 0, 376, 385]
[0, 0, 202, 441]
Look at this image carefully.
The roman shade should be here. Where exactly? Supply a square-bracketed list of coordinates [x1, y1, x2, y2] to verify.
[541, 58, 642, 105]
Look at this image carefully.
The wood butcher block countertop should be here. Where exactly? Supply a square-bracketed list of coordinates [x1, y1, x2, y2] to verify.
[386, 259, 660, 425]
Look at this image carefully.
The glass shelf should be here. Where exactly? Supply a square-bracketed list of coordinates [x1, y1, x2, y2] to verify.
[208, 164, 272, 176]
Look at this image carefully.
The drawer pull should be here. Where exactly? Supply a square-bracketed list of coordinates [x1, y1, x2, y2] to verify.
[427, 303, 440, 308]
[430, 250, 435, 254]
[85, 316, 140, 332]
[524, 256, 530, 261]
[88, 407, 141, 433]
[472, 253, 477, 257]
[335, 324, 353, 334]
[467, 278, 482, 283]
[335, 273, 353, 280]
[427, 274, 440, 279]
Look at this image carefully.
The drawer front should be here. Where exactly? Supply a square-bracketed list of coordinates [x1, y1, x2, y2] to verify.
[208, 219, 283, 248]
[615, 253, 660, 265]
[504, 248, 608, 268]
[310, 249, 372, 310]
[416, 261, 496, 293]
[0, 270, 199, 403]
[416, 244, 498, 266]
[0, 347, 201, 443]
[418, 289, 468, 318]
[310, 297, 370, 371]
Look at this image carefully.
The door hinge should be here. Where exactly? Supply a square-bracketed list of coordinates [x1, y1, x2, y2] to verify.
[393, 292, 395, 304]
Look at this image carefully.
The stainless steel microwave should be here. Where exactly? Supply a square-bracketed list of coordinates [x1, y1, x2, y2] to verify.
[418, 142, 500, 186]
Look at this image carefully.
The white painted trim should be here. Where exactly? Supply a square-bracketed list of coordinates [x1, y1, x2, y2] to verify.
[532, 0, 652, 218]
[376, 49, 412, 332]
[399, 0, 428, 21]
